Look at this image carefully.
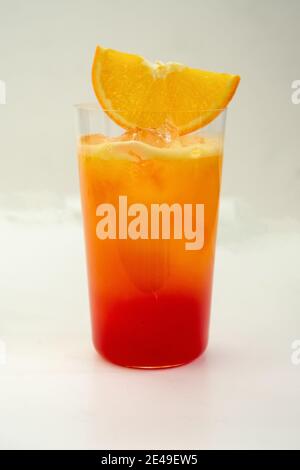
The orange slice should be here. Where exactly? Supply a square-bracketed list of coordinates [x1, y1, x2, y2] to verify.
[92, 45, 240, 134]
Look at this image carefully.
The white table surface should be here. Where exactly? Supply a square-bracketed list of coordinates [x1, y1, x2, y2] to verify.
[0, 199, 300, 450]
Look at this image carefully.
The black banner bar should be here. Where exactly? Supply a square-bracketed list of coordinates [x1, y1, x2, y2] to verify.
[0, 449, 296, 464]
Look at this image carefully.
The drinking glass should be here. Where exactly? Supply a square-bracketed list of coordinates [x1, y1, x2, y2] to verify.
[75, 105, 226, 368]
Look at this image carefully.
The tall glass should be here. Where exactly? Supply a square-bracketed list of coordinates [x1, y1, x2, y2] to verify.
[76, 105, 226, 368]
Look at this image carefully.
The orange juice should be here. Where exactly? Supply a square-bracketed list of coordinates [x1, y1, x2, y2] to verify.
[78, 131, 223, 367]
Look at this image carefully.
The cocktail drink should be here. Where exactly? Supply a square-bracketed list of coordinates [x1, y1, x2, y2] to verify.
[76, 46, 239, 368]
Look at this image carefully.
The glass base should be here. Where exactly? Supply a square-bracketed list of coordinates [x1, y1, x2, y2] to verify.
[95, 344, 207, 370]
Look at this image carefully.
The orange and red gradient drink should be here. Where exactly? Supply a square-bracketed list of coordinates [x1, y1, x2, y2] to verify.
[76, 45, 239, 368]
[77, 107, 225, 368]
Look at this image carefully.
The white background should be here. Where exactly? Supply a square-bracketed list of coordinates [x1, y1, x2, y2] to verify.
[0, 0, 300, 450]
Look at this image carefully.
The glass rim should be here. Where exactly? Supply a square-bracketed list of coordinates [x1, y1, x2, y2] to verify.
[74, 102, 227, 113]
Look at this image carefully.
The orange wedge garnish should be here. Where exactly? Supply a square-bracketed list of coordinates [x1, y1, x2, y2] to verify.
[92, 45, 240, 134]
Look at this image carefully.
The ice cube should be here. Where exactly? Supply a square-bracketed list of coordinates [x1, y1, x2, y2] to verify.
[119, 121, 179, 148]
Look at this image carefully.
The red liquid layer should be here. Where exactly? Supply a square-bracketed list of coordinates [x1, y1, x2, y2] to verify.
[91, 290, 211, 368]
